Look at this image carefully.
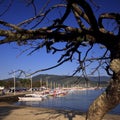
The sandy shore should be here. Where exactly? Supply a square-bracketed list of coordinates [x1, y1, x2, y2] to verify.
[0, 102, 86, 120]
[0, 102, 120, 120]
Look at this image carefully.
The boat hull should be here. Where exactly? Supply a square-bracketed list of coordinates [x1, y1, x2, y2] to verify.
[18, 97, 43, 101]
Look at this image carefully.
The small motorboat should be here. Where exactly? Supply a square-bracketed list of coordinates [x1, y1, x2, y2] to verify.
[18, 94, 43, 101]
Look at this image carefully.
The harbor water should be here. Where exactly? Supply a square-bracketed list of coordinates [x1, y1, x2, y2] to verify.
[16, 89, 120, 115]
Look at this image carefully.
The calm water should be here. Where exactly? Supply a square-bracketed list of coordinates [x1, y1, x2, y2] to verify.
[16, 89, 120, 115]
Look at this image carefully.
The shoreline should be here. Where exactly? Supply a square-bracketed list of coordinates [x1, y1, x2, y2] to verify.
[0, 93, 120, 120]
[0, 102, 120, 120]
[0, 102, 86, 120]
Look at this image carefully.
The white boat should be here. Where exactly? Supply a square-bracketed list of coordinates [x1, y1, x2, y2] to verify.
[18, 94, 43, 101]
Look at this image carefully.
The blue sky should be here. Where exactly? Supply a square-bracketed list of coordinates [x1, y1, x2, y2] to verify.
[0, 0, 120, 79]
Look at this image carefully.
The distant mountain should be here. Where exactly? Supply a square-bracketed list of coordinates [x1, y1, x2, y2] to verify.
[1, 77, 23, 81]
[32, 74, 110, 87]
[1, 74, 110, 87]
[33, 74, 80, 85]
[88, 76, 110, 81]
[33, 74, 110, 81]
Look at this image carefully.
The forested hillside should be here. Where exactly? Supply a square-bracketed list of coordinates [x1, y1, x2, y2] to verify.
[0, 74, 109, 88]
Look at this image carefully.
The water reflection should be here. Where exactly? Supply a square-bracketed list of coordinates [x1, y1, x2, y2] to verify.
[16, 89, 120, 114]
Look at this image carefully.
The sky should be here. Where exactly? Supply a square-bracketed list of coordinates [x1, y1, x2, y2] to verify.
[0, 0, 120, 79]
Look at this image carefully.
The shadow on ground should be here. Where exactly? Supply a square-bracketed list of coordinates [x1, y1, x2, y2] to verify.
[0, 103, 85, 120]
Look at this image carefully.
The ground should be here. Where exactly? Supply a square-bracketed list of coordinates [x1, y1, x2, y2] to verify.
[0, 102, 120, 120]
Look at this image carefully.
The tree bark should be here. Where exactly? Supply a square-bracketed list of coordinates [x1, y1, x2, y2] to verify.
[86, 59, 120, 120]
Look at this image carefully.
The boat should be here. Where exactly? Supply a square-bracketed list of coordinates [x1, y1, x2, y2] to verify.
[48, 88, 68, 98]
[18, 94, 43, 101]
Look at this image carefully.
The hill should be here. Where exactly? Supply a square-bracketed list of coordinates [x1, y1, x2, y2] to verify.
[32, 74, 110, 87]
[0, 74, 110, 88]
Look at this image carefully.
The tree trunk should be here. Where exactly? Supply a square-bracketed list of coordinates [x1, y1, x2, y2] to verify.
[86, 59, 120, 120]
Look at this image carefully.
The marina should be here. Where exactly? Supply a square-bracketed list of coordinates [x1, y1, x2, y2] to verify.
[16, 88, 120, 115]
